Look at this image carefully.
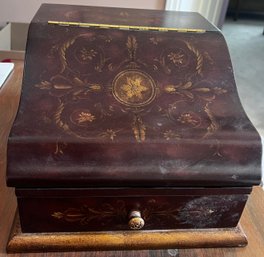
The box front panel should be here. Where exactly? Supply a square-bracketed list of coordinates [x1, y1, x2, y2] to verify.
[7, 7, 262, 188]
[17, 188, 249, 233]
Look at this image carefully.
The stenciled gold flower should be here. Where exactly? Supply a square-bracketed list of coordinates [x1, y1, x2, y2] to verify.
[177, 113, 200, 127]
[213, 87, 228, 95]
[77, 112, 96, 123]
[168, 51, 185, 65]
[52, 212, 64, 219]
[121, 76, 148, 100]
[79, 48, 97, 61]
[99, 129, 117, 141]
[163, 130, 181, 140]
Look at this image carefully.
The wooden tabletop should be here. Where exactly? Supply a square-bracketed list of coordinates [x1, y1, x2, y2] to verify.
[0, 61, 263, 257]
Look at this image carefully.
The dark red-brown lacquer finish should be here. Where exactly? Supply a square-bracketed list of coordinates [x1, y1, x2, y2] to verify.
[6, 4, 262, 234]
[16, 188, 250, 233]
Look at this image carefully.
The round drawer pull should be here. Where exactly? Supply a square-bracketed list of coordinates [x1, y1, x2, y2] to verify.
[128, 210, 145, 230]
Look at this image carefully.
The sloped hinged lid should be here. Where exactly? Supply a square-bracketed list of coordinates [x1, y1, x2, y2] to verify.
[7, 4, 262, 188]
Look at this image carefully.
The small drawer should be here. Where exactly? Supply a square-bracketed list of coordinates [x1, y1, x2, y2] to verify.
[16, 188, 249, 233]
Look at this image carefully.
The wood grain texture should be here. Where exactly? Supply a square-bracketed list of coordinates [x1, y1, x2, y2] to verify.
[6, 214, 247, 253]
[0, 61, 23, 256]
[7, 5, 262, 189]
[16, 189, 249, 233]
[0, 62, 264, 256]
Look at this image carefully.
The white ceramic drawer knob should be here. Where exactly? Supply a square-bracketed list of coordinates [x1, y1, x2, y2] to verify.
[128, 210, 145, 230]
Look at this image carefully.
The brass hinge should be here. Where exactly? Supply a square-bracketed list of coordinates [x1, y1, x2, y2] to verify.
[48, 21, 205, 33]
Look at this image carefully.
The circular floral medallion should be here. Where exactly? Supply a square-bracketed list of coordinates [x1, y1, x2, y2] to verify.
[112, 70, 156, 107]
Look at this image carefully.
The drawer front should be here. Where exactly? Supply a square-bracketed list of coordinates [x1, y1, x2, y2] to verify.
[17, 190, 248, 233]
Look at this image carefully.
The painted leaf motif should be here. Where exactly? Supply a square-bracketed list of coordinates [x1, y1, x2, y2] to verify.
[183, 91, 194, 99]
[181, 81, 193, 89]
[53, 84, 72, 89]
[35, 81, 52, 89]
[194, 87, 211, 92]
[73, 77, 85, 86]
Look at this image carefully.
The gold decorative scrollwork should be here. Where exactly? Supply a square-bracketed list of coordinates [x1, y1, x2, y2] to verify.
[51, 200, 180, 227]
[35, 32, 227, 146]
[35, 75, 102, 98]
[59, 37, 76, 73]
[59, 34, 108, 74]
[203, 103, 219, 139]
[186, 41, 204, 76]
[52, 201, 127, 225]
[154, 40, 203, 76]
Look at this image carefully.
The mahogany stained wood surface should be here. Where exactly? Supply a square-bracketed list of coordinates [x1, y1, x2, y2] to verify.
[16, 188, 249, 233]
[6, 219, 247, 252]
[0, 60, 264, 256]
[6, 4, 262, 189]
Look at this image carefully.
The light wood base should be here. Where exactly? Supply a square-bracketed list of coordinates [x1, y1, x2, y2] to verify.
[7, 213, 247, 253]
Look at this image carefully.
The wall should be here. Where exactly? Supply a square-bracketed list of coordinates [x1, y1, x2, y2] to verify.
[166, 0, 228, 28]
[229, 0, 264, 12]
[0, 0, 165, 23]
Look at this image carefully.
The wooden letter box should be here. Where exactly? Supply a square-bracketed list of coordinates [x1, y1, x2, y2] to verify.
[6, 4, 262, 253]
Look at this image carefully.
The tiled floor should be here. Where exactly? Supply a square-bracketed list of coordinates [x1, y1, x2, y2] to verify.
[222, 18, 264, 185]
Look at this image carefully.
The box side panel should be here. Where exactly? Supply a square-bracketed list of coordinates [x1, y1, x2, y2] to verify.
[16, 188, 249, 233]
